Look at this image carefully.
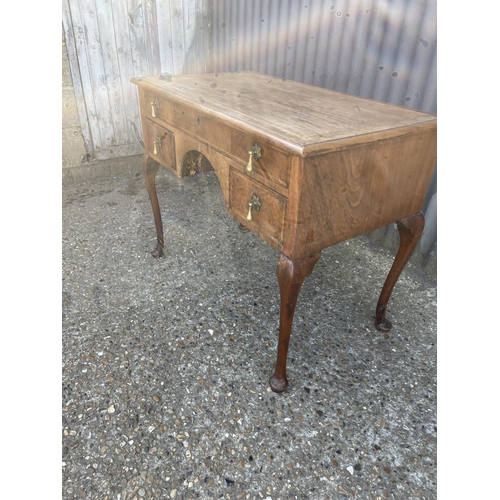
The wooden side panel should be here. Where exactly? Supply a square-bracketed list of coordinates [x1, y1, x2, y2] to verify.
[282, 127, 437, 259]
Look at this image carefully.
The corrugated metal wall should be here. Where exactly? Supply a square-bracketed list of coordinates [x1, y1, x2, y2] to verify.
[210, 0, 437, 264]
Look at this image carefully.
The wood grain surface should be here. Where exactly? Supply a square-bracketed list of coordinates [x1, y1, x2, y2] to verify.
[229, 168, 287, 248]
[132, 72, 436, 154]
[282, 127, 437, 259]
[139, 86, 293, 188]
[142, 119, 176, 173]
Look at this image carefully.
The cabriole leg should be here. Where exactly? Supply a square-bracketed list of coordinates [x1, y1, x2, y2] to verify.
[143, 154, 164, 258]
[375, 212, 425, 332]
[269, 251, 322, 393]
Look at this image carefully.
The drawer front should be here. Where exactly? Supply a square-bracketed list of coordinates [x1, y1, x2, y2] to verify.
[229, 167, 287, 245]
[229, 130, 291, 188]
[141, 88, 291, 188]
[143, 88, 174, 123]
[143, 118, 175, 171]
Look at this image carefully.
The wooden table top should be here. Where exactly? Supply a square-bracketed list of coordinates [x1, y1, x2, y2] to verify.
[132, 71, 436, 155]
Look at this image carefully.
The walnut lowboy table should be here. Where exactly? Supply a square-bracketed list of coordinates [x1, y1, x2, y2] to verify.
[131, 71, 437, 393]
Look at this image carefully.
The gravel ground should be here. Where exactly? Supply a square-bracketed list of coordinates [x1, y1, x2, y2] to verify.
[62, 156, 437, 500]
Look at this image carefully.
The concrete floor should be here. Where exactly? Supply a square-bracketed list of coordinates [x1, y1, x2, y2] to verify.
[62, 155, 437, 500]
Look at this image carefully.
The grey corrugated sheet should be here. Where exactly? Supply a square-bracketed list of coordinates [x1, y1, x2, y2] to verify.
[210, 0, 437, 265]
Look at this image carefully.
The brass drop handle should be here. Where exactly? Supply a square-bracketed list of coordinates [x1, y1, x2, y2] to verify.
[246, 194, 262, 221]
[153, 136, 162, 155]
[246, 143, 262, 172]
[151, 96, 160, 117]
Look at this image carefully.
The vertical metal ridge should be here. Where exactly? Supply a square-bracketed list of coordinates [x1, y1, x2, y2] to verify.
[346, 0, 375, 96]
[402, 0, 437, 111]
[284, 1, 301, 80]
[260, 0, 271, 73]
[275, 0, 290, 78]
[358, 0, 389, 99]
[387, 0, 428, 106]
[334, 0, 360, 93]
[421, 42, 437, 113]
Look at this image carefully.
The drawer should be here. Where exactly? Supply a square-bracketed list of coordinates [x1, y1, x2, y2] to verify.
[143, 88, 174, 124]
[229, 167, 287, 245]
[140, 88, 291, 188]
[143, 118, 176, 172]
[229, 130, 291, 188]
[142, 87, 214, 140]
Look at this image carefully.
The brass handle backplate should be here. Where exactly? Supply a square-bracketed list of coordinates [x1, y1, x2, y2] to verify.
[153, 136, 162, 155]
[246, 194, 262, 221]
[151, 96, 160, 117]
[246, 143, 262, 172]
